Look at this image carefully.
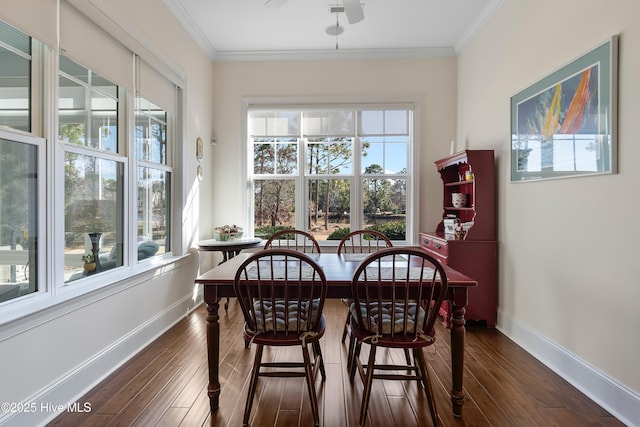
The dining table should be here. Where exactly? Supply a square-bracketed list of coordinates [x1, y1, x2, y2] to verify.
[194, 251, 478, 418]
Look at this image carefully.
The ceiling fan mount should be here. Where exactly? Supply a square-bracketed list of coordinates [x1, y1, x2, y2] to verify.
[265, 0, 365, 25]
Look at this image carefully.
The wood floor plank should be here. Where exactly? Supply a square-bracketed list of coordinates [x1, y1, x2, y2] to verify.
[153, 407, 188, 426]
[97, 348, 176, 416]
[251, 376, 284, 426]
[49, 299, 624, 427]
[388, 396, 425, 427]
[130, 353, 204, 426]
[320, 363, 348, 427]
[107, 361, 183, 426]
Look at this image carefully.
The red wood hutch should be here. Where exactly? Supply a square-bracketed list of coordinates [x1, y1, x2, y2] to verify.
[420, 149, 497, 327]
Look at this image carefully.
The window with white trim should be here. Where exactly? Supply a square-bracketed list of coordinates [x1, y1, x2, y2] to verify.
[0, 20, 41, 303]
[135, 97, 171, 257]
[248, 105, 413, 243]
[0, 12, 180, 312]
[60, 55, 125, 282]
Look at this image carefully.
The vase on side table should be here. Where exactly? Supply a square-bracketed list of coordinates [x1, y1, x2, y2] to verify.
[88, 232, 102, 271]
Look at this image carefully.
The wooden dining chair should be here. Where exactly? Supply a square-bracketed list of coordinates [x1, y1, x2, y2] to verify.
[337, 229, 393, 367]
[348, 247, 448, 427]
[337, 229, 392, 256]
[234, 249, 328, 426]
[264, 229, 321, 253]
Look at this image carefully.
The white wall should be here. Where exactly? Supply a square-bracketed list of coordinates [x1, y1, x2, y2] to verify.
[210, 57, 458, 250]
[457, 0, 640, 424]
[0, 1, 213, 425]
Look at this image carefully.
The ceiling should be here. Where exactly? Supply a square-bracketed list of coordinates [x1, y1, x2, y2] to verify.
[163, 0, 504, 61]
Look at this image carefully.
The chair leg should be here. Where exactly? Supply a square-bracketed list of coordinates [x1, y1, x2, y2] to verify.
[404, 348, 411, 365]
[358, 344, 377, 427]
[243, 344, 264, 426]
[341, 312, 350, 343]
[414, 348, 439, 427]
[346, 334, 355, 372]
[349, 341, 362, 383]
[302, 343, 321, 427]
[312, 341, 326, 381]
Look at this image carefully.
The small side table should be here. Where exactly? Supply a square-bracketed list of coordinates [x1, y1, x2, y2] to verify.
[198, 238, 262, 310]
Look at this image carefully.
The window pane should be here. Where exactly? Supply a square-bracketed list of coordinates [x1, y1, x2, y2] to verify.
[137, 167, 169, 259]
[307, 178, 350, 241]
[384, 110, 408, 134]
[0, 20, 31, 55]
[253, 179, 295, 238]
[0, 137, 38, 302]
[59, 76, 87, 143]
[136, 99, 167, 164]
[91, 88, 117, 152]
[59, 55, 89, 84]
[360, 110, 409, 135]
[361, 136, 407, 174]
[253, 139, 297, 175]
[360, 110, 383, 134]
[0, 21, 31, 132]
[253, 141, 275, 174]
[362, 177, 406, 240]
[306, 138, 352, 175]
[250, 111, 299, 137]
[303, 110, 354, 136]
[64, 153, 124, 282]
[59, 57, 118, 152]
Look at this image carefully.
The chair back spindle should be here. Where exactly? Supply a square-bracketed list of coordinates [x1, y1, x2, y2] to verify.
[264, 229, 321, 254]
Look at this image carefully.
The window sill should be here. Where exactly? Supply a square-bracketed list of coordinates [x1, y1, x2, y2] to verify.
[0, 254, 190, 338]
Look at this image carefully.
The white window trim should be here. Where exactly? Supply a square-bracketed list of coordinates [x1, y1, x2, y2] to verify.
[0, 8, 187, 325]
[242, 96, 421, 246]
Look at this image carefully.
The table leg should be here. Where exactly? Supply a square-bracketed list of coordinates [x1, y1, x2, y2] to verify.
[205, 287, 221, 411]
[220, 251, 235, 311]
[450, 289, 467, 417]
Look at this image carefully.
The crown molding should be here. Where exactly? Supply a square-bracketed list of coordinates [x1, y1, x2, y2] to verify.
[162, 0, 218, 60]
[212, 47, 456, 62]
[455, 0, 506, 54]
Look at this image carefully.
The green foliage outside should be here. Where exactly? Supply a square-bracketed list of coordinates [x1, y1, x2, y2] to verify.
[326, 221, 406, 241]
[254, 225, 294, 239]
[366, 221, 406, 240]
[327, 227, 351, 240]
[365, 221, 406, 240]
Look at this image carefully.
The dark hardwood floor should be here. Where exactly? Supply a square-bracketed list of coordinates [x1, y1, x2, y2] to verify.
[49, 299, 623, 426]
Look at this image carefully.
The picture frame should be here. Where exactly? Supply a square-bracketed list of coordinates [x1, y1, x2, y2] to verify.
[510, 36, 618, 182]
[196, 137, 203, 161]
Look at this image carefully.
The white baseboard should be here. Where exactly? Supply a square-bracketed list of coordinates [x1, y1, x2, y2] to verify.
[1, 295, 195, 427]
[497, 308, 640, 427]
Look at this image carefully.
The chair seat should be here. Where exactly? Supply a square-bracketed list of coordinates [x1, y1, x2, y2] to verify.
[349, 301, 425, 335]
[244, 315, 326, 346]
[349, 315, 435, 348]
[252, 298, 321, 332]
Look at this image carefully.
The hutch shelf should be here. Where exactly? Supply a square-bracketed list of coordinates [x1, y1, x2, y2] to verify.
[420, 150, 497, 327]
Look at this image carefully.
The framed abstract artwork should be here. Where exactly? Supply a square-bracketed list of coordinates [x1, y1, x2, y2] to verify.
[510, 36, 618, 182]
